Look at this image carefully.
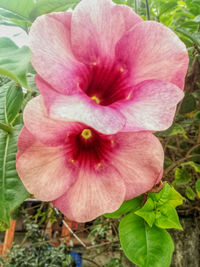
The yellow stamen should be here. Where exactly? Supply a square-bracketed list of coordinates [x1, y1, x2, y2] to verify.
[81, 129, 92, 140]
[93, 62, 97, 66]
[91, 95, 100, 104]
[110, 139, 114, 144]
[98, 162, 102, 167]
[71, 159, 74, 163]
[126, 93, 131, 100]
[120, 67, 124, 73]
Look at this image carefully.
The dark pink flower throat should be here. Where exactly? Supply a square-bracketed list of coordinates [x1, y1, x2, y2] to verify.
[65, 127, 115, 169]
[80, 62, 131, 106]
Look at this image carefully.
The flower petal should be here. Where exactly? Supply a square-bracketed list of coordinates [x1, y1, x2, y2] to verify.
[23, 95, 81, 146]
[16, 128, 77, 201]
[53, 166, 126, 222]
[17, 127, 36, 158]
[71, 0, 142, 63]
[36, 76, 125, 135]
[29, 12, 85, 94]
[112, 132, 164, 200]
[113, 80, 184, 132]
[116, 21, 189, 89]
[47, 11, 72, 30]
[50, 94, 126, 135]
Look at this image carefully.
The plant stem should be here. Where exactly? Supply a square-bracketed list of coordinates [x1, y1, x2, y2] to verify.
[82, 258, 101, 267]
[186, 143, 200, 158]
[164, 154, 198, 175]
[134, 0, 138, 13]
[145, 0, 151, 20]
[0, 122, 13, 134]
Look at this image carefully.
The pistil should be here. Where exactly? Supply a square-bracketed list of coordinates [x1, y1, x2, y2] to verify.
[81, 129, 92, 140]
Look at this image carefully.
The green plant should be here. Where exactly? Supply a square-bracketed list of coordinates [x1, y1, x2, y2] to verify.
[0, 214, 75, 267]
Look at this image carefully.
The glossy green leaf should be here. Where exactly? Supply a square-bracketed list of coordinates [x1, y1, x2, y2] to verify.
[135, 198, 155, 227]
[0, 125, 29, 231]
[185, 186, 196, 200]
[195, 179, 200, 198]
[148, 183, 172, 206]
[155, 204, 182, 230]
[168, 187, 185, 208]
[104, 195, 142, 218]
[148, 184, 184, 208]
[0, 38, 32, 89]
[142, 185, 183, 229]
[119, 213, 174, 267]
[174, 166, 192, 186]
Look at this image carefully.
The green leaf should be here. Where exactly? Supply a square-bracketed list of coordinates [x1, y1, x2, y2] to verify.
[104, 195, 142, 218]
[148, 184, 184, 208]
[0, 9, 23, 20]
[29, 0, 79, 21]
[155, 204, 182, 230]
[0, 0, 35, 20]
[0, 9, 30, 31]
[174, 166, 192, 186]
[5, 83, 23, 124]
[176, 28, 200, 46]
[0, 218, 9, 231]
[0, 0, 80, 23]
[119, 213, 174, 267]
[0, 82, 23, 125]
[179, 94, 197, 115]
[195, 179, 200, 198]
[0, 81, 12, 124]
[193, 15, 200, 23]
[159, 1, 177, 17]
[0, 38, 32, 89]
[148, 183, 172, 206]
[168, 187, 184, 208]
[186, 0, 200, 16]
[156, 123, 186, 137]
[185, 186, 196, 200]
[0, 82, 29, 230]
[0, 125, 29, 231]
[135, 198, 155, 227]
[13, 114, 23, 126]
[182, 161, 200, 173]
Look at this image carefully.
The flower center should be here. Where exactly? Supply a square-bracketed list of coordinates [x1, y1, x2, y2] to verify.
[80, 62, 130, 106]
[67, 127, 115, 169]
[81, 129, 92, 139]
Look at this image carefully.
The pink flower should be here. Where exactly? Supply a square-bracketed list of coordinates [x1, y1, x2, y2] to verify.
[16, 96, 164, 222]
[29, 0, 188, 135]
